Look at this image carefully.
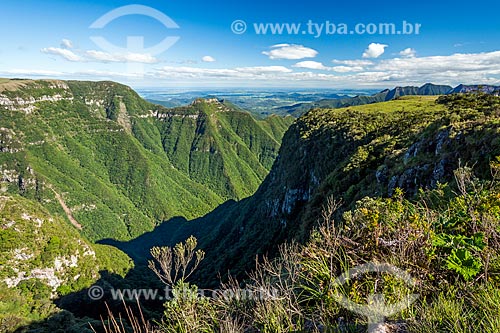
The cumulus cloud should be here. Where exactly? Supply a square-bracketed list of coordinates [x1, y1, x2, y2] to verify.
[362, 43, 388, 58]
[318, 50, 500, 86]
[41, 47, 83, 62]
[202, 56, 216, 62]
[374, 51, 500, 75]
[61, 39, 74, 49]
[399, 48, 417, 58]
[263, 44, 318, 60]
[293, 61, 329, 70]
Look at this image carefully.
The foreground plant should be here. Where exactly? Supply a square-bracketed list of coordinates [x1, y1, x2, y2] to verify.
[148, 236, 215, 333]
[90, 300, 157, 333]
[148, 236, 205, 286]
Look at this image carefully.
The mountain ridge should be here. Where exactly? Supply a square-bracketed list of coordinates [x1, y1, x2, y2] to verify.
[0, 79, 293, 242]
[276, 83, 500, 116]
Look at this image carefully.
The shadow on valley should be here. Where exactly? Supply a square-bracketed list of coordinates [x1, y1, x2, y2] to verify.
[97, 193, 290, 289]
[14, 196, 283, 332]
[98, 199, 239, 265]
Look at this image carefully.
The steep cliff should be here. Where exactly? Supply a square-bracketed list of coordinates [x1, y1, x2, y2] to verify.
[190, 94, 500, 283]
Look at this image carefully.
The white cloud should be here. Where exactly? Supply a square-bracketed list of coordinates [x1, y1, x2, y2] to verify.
[41, 47, 83, 62]
[362, 43, 388, 58]
[61, 39, 74, 49]
[373, 51, 500, 78]
[84, 50, 117, 62]
[202, 56, 216, 62]
[332, 59, 374, 66]
[0, 69, 65, 76]
[329, 59, 372, 72]
[85, 50, 158, 63]
[41, 45, 158, 64]
[166, 60, 198, 65]
[74, 69, 146, 78]
[399, 48, 416, 58]
[331, 66, 364, 73]
[234, 66, 292, 74]
[0, 69, 148, 81]
[293, 61, 364, 73]
[18, 49, 500, 88]
[122, 53, 157, 64]
[263, 44, 318, 60]
[154, 65, 292, 80]
[294, 50, 500, 87]
[155, 67, 235, 78]
[293, 61, 329, 70]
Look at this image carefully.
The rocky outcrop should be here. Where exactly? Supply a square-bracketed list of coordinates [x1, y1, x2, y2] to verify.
[1, 195, 100, 294]
[0, 94, 73, 114]
[0, 127, 23, 153]
[386, 127, 459, 196]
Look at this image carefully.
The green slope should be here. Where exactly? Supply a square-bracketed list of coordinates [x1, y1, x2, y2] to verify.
[0, 79, 293, 242]
[277, 83, 452, 116]
[156, 98, 294, 199]
[0, 193, 133, 331]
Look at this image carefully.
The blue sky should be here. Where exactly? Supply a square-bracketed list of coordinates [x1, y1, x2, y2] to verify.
[1, 0, 499, 88]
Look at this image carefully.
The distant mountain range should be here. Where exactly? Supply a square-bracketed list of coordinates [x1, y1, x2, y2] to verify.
[448, 84, 500, 94]
[277, 83, 500, 116]
[141, 90, 361, 117]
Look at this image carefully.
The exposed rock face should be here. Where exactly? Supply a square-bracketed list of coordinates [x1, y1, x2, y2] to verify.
[386, 127, 464, 196]
[190, 98, 232, 112]
[0, 94, 74, 114]
[116, 100, 132, 133]
[0, 195, 104, 295]
[281, 188, 310, 215]
[0, 79, 294, 245]
[0, 127, 23, 153]
[3, 249, 95, 292]
[265, 108, 499, 241]
[155, 111, 200, 119]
